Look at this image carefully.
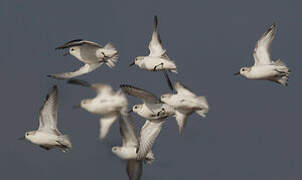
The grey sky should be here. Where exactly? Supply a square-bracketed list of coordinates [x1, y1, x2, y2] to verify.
[1, 0, 301, 179]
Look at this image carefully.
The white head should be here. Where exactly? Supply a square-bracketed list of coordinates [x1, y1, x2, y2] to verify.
[132, 104, 143, 114]
[23, 131, 36, 141]
[111, 146, 122, 157]
[160, 94, 173, 104]
[68, 46, 81, 59]
[129, 56, 144, 67]
[79, 99, 93, 111]
[234, 67, 251, 77]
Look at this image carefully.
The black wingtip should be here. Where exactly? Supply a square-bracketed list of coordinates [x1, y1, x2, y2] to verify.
[162, 70, 174, 92]
[154, 15, 158, 29]
[67, 78, 91, 87]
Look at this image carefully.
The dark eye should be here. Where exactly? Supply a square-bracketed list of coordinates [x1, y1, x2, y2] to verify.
[26, 133, 29, 136]
[242, 69, 245, 71]
[71, 48, 74, 51]
[134, 106, 137, 109]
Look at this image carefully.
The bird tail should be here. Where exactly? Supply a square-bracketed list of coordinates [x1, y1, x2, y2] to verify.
[145, 150, 155, 164]
[57, 135, 72, 152]
[104, 43, 119, 68]
[195, 96, 209, 118]
[273, 59, 291, 86]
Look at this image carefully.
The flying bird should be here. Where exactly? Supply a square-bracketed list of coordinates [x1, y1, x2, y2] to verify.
[234, 23, 291, 86]
[68, 79, 127, 140]
[161, 82, 209, 134]
[120, 84, 174, 160]
[19, 85, 72, 152]
[48, 39, 118, 79]
[129, 16, 177, 91]
[112, 110, 155, 180]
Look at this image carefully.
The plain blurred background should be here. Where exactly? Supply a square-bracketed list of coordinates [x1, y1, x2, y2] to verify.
[0, 0, 301, 179]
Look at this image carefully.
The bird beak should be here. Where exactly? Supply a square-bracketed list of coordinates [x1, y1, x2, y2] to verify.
[128, 109, 133, 113]
[234, 72, 240, 75]
[18, 136, 25, 140]
[72, 104, 81, 109]
[63, 52, 70, 56]
[129, 62, 135, 67]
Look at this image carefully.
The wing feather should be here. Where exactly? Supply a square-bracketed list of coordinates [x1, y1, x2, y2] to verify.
[120, 84, 159, 103]
[38, 85, 60, 135]
[137, 119, 164, 160]
[148, 16, 166, 57]
[253, 23, 276, 65]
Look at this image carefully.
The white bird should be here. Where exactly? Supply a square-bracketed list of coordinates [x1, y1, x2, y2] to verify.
[161, 82, 209, 134]
[68, 79, 127, 140]
[19, 85, 72, 152]
[120, 84, 174, 160]
[112, 110, 155, 180]
[234, 23, 291, 86]
[48, 39, 119, 79]
[129, 16, 177, 91]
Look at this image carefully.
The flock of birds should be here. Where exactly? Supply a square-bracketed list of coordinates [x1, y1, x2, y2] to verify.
[18, 15, 291, 180]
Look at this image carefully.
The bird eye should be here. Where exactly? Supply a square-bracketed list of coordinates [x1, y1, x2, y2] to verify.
[71, 48, 74, 51]
[26, 133, 29, 136]
[134, 106, 137, 109]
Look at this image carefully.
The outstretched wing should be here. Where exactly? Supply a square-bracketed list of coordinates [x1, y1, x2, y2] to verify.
[148, 15, 166, 57]
[38, 85, 60, 135]
[174, 110, 188, 135]
[120, 84, 160, 104]
[174, 82, 196, 97]
[253, 23, 276, 65]
[119, 111, 139, 147]
[47, 63, 103, 80]
[137, 119, 165, 160]
[55, 39, 102, 49]
[99, 114, 119, 140]
[126, 160, 143, 180]
[68, 78, 114, 96]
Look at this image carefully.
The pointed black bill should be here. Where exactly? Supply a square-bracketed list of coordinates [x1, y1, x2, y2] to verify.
[234, 72, 240, 76]
[72, 104, 81, 109]
[129, 62, 135, 67]
[63, 52, 70, 56]
[128, 109, 133, 113]
[18, 136, 25, 140]
[162, 70, 174, 92]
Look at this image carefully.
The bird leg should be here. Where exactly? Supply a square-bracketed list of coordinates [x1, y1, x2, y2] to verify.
[157, 108, 166, 116]
[39, 145, 50, 151]
[153, 63, 164, 71]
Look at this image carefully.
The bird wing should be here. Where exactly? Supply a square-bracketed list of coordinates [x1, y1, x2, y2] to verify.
[99, 113, 119, 140]
[174, 82, 196, 97]
[38, 85, 61, 135]
[126, 160, 143, 180]
[119, 112, 139, 147]
[47, 63, 103, 80]
[120, 84, 160, 104]
[253, 23, 276, 66]
[148, 16, 167, 58]
[68, 78, 115, 96]
[137, 119, 165, 160]
[174, 110, 188, 135]
[55, 39, 102, 49]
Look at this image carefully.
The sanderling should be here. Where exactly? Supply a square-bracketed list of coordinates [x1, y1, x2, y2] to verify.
[120, 84, 174, 160]
[161, 82, 209, 134]
[48, 39, 118, 79]
[19, 85, 72, 152]
[68, 79, 127, 140]
[129, 16, 177, 91]
[234, 23, 291, 86]
[112, 110, 155, 180]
